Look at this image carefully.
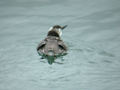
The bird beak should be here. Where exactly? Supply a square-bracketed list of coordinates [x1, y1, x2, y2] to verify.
[61, 25, 68, 30]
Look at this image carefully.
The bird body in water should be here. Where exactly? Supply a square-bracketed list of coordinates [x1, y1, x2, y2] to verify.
[37, 25, 68, 64]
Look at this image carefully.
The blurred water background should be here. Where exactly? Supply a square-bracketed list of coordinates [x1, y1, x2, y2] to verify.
[0, 0, 120, 90]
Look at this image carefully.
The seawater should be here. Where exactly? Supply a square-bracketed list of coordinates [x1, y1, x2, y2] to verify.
[0, 0, 120, 90]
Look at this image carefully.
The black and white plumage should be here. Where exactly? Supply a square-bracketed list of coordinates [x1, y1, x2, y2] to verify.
[37, 25, 68, 64]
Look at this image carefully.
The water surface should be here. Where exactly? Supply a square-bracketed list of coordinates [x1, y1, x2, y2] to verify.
[0, 0, 120, 90]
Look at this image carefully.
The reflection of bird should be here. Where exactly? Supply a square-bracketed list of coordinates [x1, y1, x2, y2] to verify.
[37, 25, 68, 64]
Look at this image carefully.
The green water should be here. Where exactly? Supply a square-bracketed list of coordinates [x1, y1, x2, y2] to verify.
[0, 0, 120, 90]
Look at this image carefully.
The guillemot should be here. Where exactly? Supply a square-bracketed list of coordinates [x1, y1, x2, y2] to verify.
[37, 25, 68, 64]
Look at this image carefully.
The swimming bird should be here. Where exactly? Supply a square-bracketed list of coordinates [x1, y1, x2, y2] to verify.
[37, 25, 68, 64]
